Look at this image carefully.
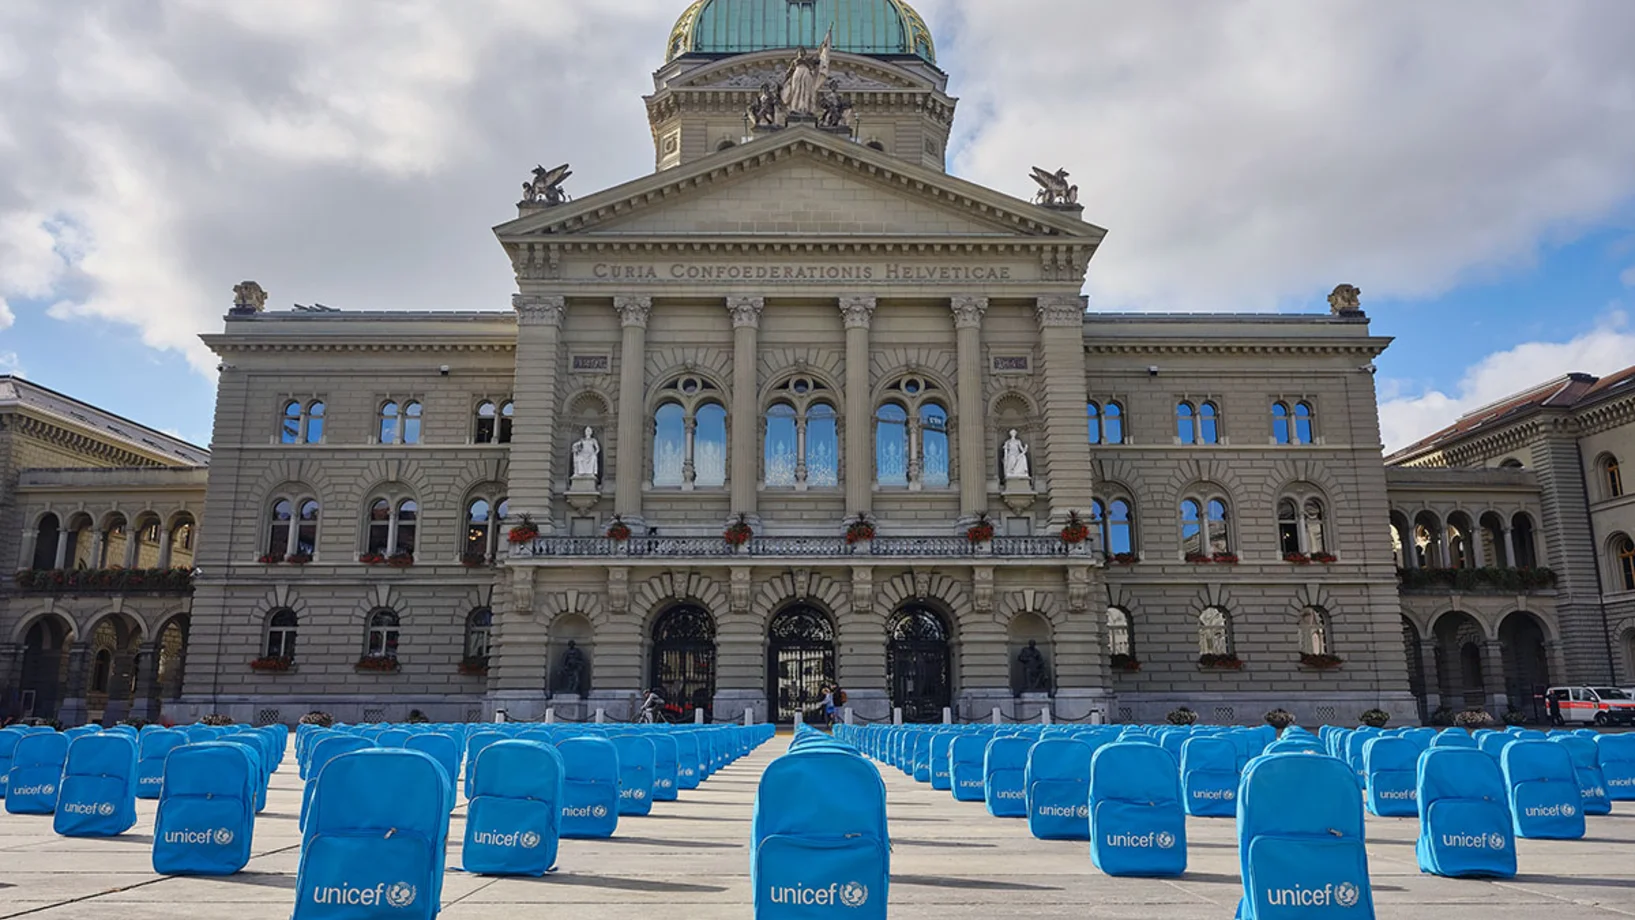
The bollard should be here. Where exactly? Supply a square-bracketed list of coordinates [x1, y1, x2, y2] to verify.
[794, 712, 804, 730]
[494, 707, 509, 723]
[1091, 709, 1105, 725]
[744, 707, 754, 726]
[544, 708, 556, 724]
[1041, 708, 1052, 725]
[594, 707, 606, 724]
[942, 707, 953, 724]
[694, 708, 705, 725]
[992, 707, 1002, 725]
[844, 707, 855, 725]
[893, 707, 904, 726]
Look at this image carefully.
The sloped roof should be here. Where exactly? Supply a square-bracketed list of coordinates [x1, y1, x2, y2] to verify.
[1388, 363, 1635, 462]
[0, 376, 209, 466]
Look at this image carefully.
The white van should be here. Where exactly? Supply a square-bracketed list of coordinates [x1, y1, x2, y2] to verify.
[1545, 686, 1635, 726]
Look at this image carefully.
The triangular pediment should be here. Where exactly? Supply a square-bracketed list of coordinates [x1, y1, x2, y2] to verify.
[494, 127, 1105, 245]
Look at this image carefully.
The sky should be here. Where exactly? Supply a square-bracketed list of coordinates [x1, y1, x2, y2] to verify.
[0, 0, 1633, 452]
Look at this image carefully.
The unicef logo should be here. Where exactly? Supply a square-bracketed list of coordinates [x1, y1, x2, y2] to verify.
[1334, 882, 1361, 908]
[633, 788, 647, 800]
[96, 802, 115, 816]
[838, 882, 869, 908]
[1486, 832, 1506, 850]
[592, 805, 608, 818]
[41, 784, 55, 796]
[519, 831, 541, 849]
[213, 828, 235, 846]
[1076, 804, 1089, 819]
[1154, 832, 1176, 850]
[1561, 803, 1577, 818]
[384, 882, 417, 909]
[1224, 789, 1236, 801]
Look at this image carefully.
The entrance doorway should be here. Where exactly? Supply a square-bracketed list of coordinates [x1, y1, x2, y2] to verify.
[887, 604, 951, 723]
[649, 605, 716, 721]
[767, 605, 835, 723]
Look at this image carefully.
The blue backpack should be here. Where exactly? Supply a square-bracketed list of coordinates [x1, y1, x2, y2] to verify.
[405, 733, 461, 810]
[1416, 747, 1515, 878]
[929, 733, 954, 790]
[1501, 741, 1585, 840]
[1430, 729, 1476, 749]
[911, 731, 933, 783]
[152, 742, 257, 876]
[464, 730, 508, 800]
[1179, 737, 1239, 818]
[674, 734, 702, 790]
[1088, 743, 1186, 878]
[54, 733, 139, 837]
[300, 735, 371, 831]
[293, 749, 450, 919]
[949, 734, 989, 802]
[1025, 738, 1092, 839]
[463, 740, 564, 876]
[5, 732, 69, 814]
[983, 736, 1032, 818]
[1596, 734, 1635, 800]
[752, 746, 887, 919]
[648, 734, 680, 802]
[1362, 737, 1419, 818]
[136, 729, 188, 800]
[1552, 736, 1611, 815]
[611, 735, 656, 816]
[1235, 753, 1373, 919]
[0, 727, 23, 797]
[556, 736, 620, 839]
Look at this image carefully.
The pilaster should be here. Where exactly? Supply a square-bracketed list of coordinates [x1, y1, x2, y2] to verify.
[613, 296, 653, 527]
[510, 294, 566, 532]
[951, 296, 988, 521]
[840, 297, 876, 517]
[1035, 295, 1094, 525]
[728, 297, 764, 522]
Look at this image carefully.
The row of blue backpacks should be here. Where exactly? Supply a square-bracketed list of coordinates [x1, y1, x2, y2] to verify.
[836, 721, 1632, 920]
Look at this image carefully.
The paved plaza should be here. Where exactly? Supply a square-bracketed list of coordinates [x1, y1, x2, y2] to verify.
[2, 734, 1635, 918]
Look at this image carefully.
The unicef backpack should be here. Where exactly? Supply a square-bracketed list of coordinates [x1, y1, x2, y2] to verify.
[152, 742, 257, 876]
[752, 746, 887, 919]
[1235, 753, 1373, 919]
[463, 740, 564, 877]
[611, 735, 656, 817]
[647, 733, 680, 802]
[136, 729, 188, 800]
[1024, 738, 1092, 840]
[1502, 741, 1585, 840]
[0, 727, 23, 798]
[1088, 743, 1186, 878]
[556, 736, 620, 839]
[54, 733, 139, 837]
[1416, 748, 1515, 878]
[5, 731, 69, 815]
[1179, 737, 1239, 818]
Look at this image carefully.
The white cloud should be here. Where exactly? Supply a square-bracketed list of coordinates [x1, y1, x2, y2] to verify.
[0, 298, 13, 330]
[0, 351, 21, 375]
[1379, 312, 1635, 452]
[1621, 266, 1635, 287]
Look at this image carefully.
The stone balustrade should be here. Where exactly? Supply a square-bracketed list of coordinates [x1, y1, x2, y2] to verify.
[509, 534, 1089, 561]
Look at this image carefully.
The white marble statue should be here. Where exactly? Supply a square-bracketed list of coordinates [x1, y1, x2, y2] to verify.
[1002, 429, 1030, 483]
[572, 426, 600, 478]
[781, 36, 831, 116]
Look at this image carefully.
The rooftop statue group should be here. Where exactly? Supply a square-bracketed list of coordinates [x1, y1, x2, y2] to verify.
[748, 35, 855, 131]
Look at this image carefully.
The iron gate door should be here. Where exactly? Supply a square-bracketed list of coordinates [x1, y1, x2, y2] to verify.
[768, 606, 836, 723]
[650, 605, 716, 721]
[887, 605, 951, 723]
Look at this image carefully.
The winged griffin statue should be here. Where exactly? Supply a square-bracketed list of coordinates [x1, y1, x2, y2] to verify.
[521, 164, 573, 207]
[1030, 167, 1079, 208]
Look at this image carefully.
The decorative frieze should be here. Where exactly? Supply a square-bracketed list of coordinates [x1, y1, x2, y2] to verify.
[512, 294, 565, 326]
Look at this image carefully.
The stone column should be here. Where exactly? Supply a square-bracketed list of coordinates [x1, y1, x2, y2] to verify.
[157, 528, 173, 569]
[129, 642, 160, 721]
[838, 567, 889, 720]
[509, 295, 567, 534]
[0, 643, 21, 717]
[53, 530, 69, 569]
[1502, 527, 1516, 569]
[951, 296, 989, 522]
[1419, 638, 1442, 713]
[728, 297, 763, 521]
[840, 297, 876, 517]
[1035, 296, 1095, 525]
[58, 644, 90, 727]
[1483, 640, 1508, 714]
[613, 296, 653, 528]
[19, 530, 36, 571]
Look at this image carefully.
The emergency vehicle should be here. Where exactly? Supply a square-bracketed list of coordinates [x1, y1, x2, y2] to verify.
[1544, 686, 1635, 726]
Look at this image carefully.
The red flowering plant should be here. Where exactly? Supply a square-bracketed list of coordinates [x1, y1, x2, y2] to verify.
[358, 552, 386, 565]
[1311, 552, 1337, 564]
[354, 655, 400, 673]
[1284, 552, 1311, 564]
[1212, 552, 1240, 564]
[249, 656, 293, 673]
[965, 513, 995, 544]
[386, 551, 415, 568]
[1108, 552, 1139, 565]
[1300, 652, 1344, 670]
[1185, 552, 1213, 564]
[257, 553, 282, 565]
[844, 514, 875, 545]
[606, 516, 632, 542]
[285, 552, 312, 565]
[507, 513, 540, 545]
[1059, 510, 1090, 545]
[724, 513, 754, 547]
[1198, 653, 1244, 670]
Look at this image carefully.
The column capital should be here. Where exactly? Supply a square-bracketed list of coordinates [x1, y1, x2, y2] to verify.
[726, 296, 765, 330]
[839, 295, 877, 330]
[614, 295, 653, 328]
[513, 294, 565, 326]
[1035, 295, 1085, 328]
[950, 295, 988, 330]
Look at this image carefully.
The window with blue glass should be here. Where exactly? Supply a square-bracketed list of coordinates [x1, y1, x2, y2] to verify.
[1273, 400, 1316, 445]
[764, 376, 839, 488]
[875, 375, 950, 489]
[1088, 400, 1126, 445]
[652, 375, 727, 489]
[1177, 400, 1220, 444]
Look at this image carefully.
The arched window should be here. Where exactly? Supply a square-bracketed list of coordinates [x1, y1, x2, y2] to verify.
[1277, 499, 1300, 555]
[379, 401, 400, 444]
[91, 649, 112, 693]
[1294, 401, 1314, 444]
[305, 401, 325, 443]
[1181, 491, 1232, 557]
[1198, 401, 1219, 444]
[282, 400, 324, 444]
[268, 499, 293, 556]
[464, 496, 508, 560]
[1087, 401, 1101, 444]
[32, 513, 60, 570]
[1177, 401, 1196, 445]
[1299, 607, 1330, 656]
[1604, 455, 1624, 499]
[265, 609, 297, 660]
[1512, 513, 1538, 568]
[1615, 535, 1635, 592]
[1274, 400, 1315, 445]
[268, 497, 319, 559]
[652, 375, 726, 489]
[379, 400, 422, 445]
[364, 496, 417, 558]
[1304, 498, 1327, 554]
[763, 376, 839, 488]
[1198, 606, 1232, 656]
[99, 513, 128, 568]
[281, 400, 303, 444]
[1104, 402, 1124, 445]
[1273, 402, 1290, 445]
[365, 609, 400, 660]
[1499, 458, 1524, 469]
[1107, 607, 1132, 657]
[876, 375, 951, 489]
[402, 401, 423, 445]
[1176, 400, 1219, 444]
[1277, 485, 1329, 556]
[1093, 496, 1135, 556]
[475, 400, 514, 444]
[464, 608, 493, 663]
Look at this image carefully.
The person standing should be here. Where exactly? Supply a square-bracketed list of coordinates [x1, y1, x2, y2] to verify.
[819, 685, 836, 728]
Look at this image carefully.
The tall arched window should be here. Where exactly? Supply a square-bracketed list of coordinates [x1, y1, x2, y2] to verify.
[1198, 401, 1220, 443]
[265, 609, 297, 660]
[1181, 490, 1232, 556]
[402, 401, 423, 444]
[281, 401, 303, 444]
[281, 400, 324, 444]
[1294, 402, 1314, 444]
[1603, 455, 1624, 499]
[365, 497, 417, 557]
[1104, 402, 1124, 445]
[91, 649, 112, 693]
[1107, 607, 1132, 657]
[876, 375, 951, 489]
[268, 496, 321, 559]
[1177, 401, 1196, 445]
[32, 513, 60, 570]
[1198, 607, 1232, 656]
[1277, 499, 1300, 555]
[1277, 485, 1329, 556]
[464, 496, 508, 559]
[1616, 535, 1635, 592]
[305, 401, 325, 443]
[1177, 400, 1220, 444]
[1274, 401, 1315, 445]
[365, 609, 400, 660]
[379, 400, 422, 445]
[763, 376, 838, 488]
[652, 375, 726, 489]
[464, 608, 493, 663]
[1093, 496, 1136, 556]
[1512, 513, 1538, 568]
[1273, 402, 1290, 444]
[1087, 401, 1101, 444]
[475, 401, 498, 443]
[1299, 607, 1330, 656]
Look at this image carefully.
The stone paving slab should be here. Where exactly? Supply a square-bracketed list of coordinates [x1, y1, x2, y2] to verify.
[2, 736, 1635, 918]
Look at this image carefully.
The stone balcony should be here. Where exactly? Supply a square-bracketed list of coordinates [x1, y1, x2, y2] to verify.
[509, 534, 1091, 563]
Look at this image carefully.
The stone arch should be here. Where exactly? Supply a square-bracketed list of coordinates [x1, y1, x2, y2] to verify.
[1431, 609, 1489, 710]
[1157, 458, 1248, 509]
[11, 606, 81, 645]
[1280, 584, 1337, 623]
[632, 569, 730, 629]
[993, 588, 1063, 631]
[246, 583, 316, 623]
[868, 355, 957, 403]
[757, 355, 844, 403]
[82, 606, 150, 646]
[1005, 609, 1054, 695]
[248, 459, 335, 510]
[348, 583, 410, 626]
[751, 570, 849, 632]
[1498, 609, 1552, 715]
[343, 459, 437, 510]
[646, 349, 734, 398]
[1427, 605, 1496, 642]
[1259, 458, 1345, 510]
[873, 569, 972, 633]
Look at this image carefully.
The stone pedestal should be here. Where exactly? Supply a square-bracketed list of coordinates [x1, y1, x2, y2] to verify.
[1001, 483, 1036, 514]
[564, 477, 601, 514]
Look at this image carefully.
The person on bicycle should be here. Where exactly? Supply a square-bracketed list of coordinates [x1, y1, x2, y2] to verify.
[639, 687, 666, 723]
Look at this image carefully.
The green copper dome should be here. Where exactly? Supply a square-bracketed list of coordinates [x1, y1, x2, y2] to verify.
[667, 0, 936, 64]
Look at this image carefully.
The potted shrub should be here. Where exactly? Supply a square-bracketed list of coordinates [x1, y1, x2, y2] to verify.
[606, 516, 632, 542]
[1503, 708, 1527, 726]
[1454, 709, 1492, 730]
[1109, 552, 1139, 565]
[1359, 708, 1391, 728]
[355, 655, 400, 673]
[200, 713, 234, 727]
[724, 513, 754, 548]
[1212, 552, 1240, 564]
[407, 709, 431, 724]
[1059, 510, 1090, 545]
[358, 552, 386, 565]
[1300, 652, 1344, 670]
[844, 516, 875, 545]
[1109, 653, 1141, 673]
[1264, 708, 1297, 732]
[966, 513, 995, 545]
[460, 552, 488, 568]
[1284, 552, 1311, 564]
[458, 657, 489, 677]
[507, 514, 540, 544]
[1199, 652, 1244, 671]
[249, 656, 294, 673]
[1429, 705, 1455, 727]
[1166, 706, 1199, 726]
[386, 551, 415, 568]
[285, 552, 312, 565]
[1311, 552, 1337, 564]
[299, 711, 335, 728]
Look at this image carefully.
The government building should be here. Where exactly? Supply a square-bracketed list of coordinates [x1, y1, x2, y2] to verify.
[4, 0, 1632, 729]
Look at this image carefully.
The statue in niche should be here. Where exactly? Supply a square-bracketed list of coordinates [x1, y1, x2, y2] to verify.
[557, 640, 587, 695]
[781, 35, 831, 117]
[1001, 429, 1031, 483]
[1017, 640, 1050, 693]
[572, 426, 601, 479]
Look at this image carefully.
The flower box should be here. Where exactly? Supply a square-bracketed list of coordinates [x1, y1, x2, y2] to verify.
[1212, 552, 1240, 565]
[386, 553, 415, 568]
[354, 655, 400, 673]
[1109, 653, 1141, 673]
[1198, 653, 1244, 671]
[1284, 552, 1311, 565]
[724, 513, 754, 547]
[607, 517, 632, 542]
[1300, 652, 1344, 670]
[460, 552, 488, 568]
[1311, 552, 1337, 564]
[1185, 552, 1212, 564]
[1264, 708, 1296, 730]
[249, 656, 294, 673]
[258, 553, 282, 565]
[457, 658, 489, 677]
[844, 520, 875, 545]
[285, 553, 312, 565]
[507, 514, 540, 545]
[1059, 510, 1089, 545]
[359, 552, 386, 565]
[1109, 552, 1139, 565]
[1166, 707, 1199, 726]
[966, 514, 995, 544]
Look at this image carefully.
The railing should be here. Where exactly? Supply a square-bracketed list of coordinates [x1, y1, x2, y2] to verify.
[510, 535, 1089, 560]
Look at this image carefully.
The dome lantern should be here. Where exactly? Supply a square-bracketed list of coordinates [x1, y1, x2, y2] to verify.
[667, 0, 936, 65]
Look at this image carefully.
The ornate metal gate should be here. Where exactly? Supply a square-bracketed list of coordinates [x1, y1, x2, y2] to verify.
[649, 605, 716, 721]
[768, 606, 835, 723]
[887, 604, 951, 723]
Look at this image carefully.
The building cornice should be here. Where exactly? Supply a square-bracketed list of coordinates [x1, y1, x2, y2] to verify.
[2, 413, 177, 469]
